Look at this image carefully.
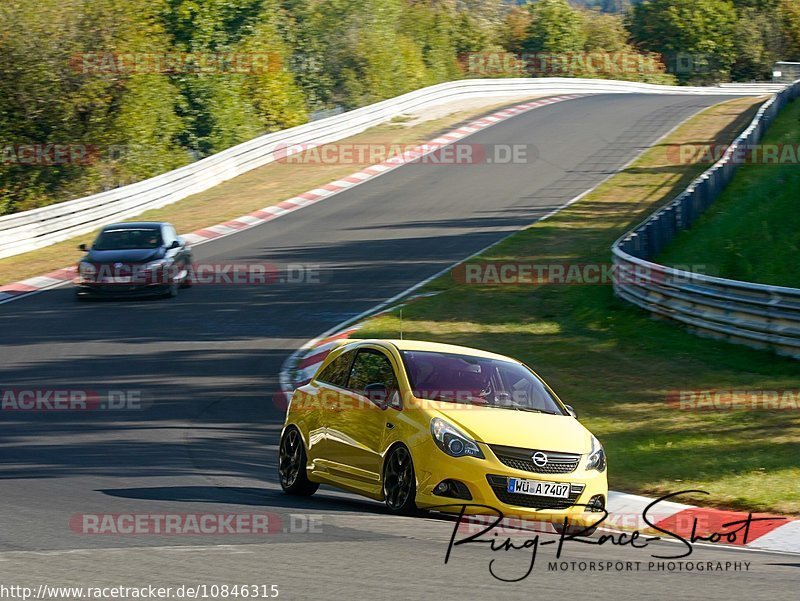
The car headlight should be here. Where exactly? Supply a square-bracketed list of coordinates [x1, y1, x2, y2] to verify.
[430, 417, 484, 459]
[78, 262, 96, 277]
[586, 435, 606, 472]
[144, 259, 170, 270]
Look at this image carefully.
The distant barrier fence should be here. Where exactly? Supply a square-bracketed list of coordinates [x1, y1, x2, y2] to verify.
[0, 78, 784, 260]
[612, 80, 800, 359]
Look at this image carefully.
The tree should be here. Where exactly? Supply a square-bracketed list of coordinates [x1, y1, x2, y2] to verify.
[627, 0, 738, 83]
[0, 0, 187, 213]
[501, 5, 533, 54]
[522, 0, 587, 53]
[583, 12, 629, 52]
[779, 0, 800, 60]
[162, 0, 306, 155]
[731, 7, 782, 80]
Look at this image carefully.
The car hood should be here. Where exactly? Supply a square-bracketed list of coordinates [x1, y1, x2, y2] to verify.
[432, 404, 593, 454]
[84, 248, 165, 264]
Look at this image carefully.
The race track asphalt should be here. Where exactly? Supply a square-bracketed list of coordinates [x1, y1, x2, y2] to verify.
[1, 93, 796, 600]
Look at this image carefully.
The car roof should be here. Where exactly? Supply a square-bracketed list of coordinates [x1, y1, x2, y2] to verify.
[100, 222, 166, 231]
[351, 338, 521, 364]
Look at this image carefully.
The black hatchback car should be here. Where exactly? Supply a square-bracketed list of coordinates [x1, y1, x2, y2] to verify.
[74, 222, 193, 299]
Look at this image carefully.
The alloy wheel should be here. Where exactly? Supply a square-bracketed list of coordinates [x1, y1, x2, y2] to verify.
[279, 428, 302, 489]
[384, 446, 415, 511]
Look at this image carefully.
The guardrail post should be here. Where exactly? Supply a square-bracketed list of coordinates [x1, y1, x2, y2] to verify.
[629, 233, 642, 259]
[638, 225, 651, 260]
[661, 206, 677, 248]
[645, 219, 660, 259]
[707, 171, 720, 209]
[692, 179, 704, 218]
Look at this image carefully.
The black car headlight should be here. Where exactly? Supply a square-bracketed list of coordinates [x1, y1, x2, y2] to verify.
[430, 417, 484, 459]
[586, 435, 606, 472]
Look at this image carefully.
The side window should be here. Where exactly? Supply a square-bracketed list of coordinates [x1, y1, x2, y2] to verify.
[162, 225, 177, 247]
[316, 350, 355, 388]
[348, 350, 398, 394]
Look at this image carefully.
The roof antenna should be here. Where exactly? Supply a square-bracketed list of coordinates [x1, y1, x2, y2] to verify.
[399, 308, 404, 340]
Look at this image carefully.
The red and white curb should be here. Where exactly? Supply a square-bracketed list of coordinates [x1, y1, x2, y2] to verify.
[0, 95, 581, 306]
[285, 331, 800, 555]
[608, 491, 798, 553]
[290, 326, 363, 388]
[0, 266, 78, 304]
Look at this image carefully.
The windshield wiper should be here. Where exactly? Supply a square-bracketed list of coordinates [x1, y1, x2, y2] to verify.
[522, 407, 559, 415]
[488, 404, 559, 414]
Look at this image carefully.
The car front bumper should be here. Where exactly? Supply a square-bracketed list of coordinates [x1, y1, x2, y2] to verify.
[74, 282, 172, 298]
[412, 439, 608, 527]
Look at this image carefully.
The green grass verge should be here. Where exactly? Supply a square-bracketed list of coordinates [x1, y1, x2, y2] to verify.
[353, 96, 800, 515]
[658, 98, 800, 287]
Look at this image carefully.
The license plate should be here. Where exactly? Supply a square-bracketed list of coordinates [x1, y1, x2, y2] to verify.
[507, 478, 570, 498]
[100, 276, 132, 283]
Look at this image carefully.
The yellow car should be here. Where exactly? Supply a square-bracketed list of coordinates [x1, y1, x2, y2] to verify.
[279, 339, 607, 531]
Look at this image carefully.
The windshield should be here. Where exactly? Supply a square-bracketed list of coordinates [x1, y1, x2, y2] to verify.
[93, 228, 162, 250]
[401, 350, 566, 414]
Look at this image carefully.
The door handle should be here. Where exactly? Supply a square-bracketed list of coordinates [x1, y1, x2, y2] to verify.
[386, 422, 395, 430]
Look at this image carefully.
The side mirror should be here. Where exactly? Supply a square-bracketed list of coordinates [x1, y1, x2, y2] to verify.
[363, 383, 389, 409]
[565, 404, 578, 418]
[169, 240, 181, 249]
[78, 243, 88, 251]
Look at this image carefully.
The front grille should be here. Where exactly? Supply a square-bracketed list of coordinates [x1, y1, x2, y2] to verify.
[486, 475, 584, 510]
[489, 444, 580, 475]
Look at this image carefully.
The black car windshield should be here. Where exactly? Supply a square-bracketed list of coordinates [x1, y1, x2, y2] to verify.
[93, 228, 162, 250]
[401, 350, 566, 415]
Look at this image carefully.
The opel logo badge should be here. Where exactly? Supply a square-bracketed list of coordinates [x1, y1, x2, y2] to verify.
[532, 451, 548, 467]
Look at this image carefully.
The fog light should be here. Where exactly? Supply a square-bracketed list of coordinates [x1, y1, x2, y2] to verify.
[433, 479, 472, 500]
[587, 494, 605, 512]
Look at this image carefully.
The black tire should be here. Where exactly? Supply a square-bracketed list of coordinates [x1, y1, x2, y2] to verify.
[382, 445, 417, 515]
[278, 427, 318, 496]
[165, 280, 179, 298]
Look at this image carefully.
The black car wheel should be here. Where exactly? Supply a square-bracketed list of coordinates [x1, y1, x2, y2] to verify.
[278, 427, 318, 496]
[165, 279, 179, 298]
[383, 445, 417, 514]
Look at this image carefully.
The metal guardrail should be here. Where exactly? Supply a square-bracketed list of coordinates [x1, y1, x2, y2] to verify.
[612, 80, 800, 359]
[0, 77, 783, 260]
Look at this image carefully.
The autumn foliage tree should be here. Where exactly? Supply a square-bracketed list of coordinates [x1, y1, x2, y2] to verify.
[0, 0, 796, 215]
